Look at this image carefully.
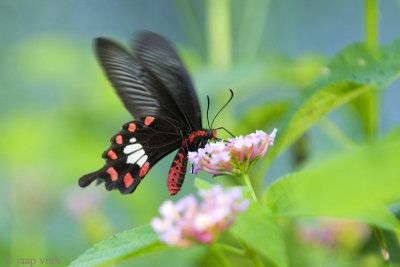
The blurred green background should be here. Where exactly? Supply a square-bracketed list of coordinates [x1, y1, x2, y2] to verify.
[1, 0, 400, 266]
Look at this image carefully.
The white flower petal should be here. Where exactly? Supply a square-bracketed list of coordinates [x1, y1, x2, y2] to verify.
[151, 218, 173, 232]
[160, 227, 182, 246]
[194, 213, 215, 231]
[159, 200, 180, 220]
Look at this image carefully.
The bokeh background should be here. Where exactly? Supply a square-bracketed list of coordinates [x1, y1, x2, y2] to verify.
[1, 0, 400, 266]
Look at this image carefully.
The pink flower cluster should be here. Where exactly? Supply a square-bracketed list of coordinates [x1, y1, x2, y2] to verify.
[188, 129, 277, 176]
[298, 218, 370, 249]
[151, 185, 249, 247]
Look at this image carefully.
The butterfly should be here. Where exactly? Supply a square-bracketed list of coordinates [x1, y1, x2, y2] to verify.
[78, 31, 232, 196]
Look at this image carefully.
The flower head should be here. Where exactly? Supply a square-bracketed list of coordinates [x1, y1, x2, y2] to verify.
[151, 185, 249, 247]
[297, 218, 370, 250]
[189, 129, 277, 176]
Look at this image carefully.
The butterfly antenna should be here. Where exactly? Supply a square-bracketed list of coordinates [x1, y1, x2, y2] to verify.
[215, 126, 235, 138]
[206, 95, 211, 129]
[211, 89, 234, 129]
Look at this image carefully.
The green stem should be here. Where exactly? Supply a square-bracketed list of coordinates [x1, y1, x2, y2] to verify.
[363, 0, 379, 141]
[241, 173, 257, 202]
[239, 239, 264, 267]
[206, 0, 232, 68]
[366, 0, 378, 46]
[373, 227, 390, 263]
[216, 243, 246, 256]
[210, 243, 231, 267]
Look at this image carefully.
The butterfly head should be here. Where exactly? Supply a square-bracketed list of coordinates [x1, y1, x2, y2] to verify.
[207, 129, 217, 140]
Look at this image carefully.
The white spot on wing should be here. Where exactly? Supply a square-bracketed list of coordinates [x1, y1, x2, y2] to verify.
[130, 137, 136, 143]
[137, 155, 148, 167]
[127, 149, 145, 164]
[124, 143, 142, 154]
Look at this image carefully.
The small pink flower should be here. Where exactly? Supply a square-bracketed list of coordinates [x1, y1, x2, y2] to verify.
[194, 213, 215, 231]
[151, 185, 249, 247]
[189, 129, 277, 176]
[159, 200, 180, 220]
[297, 218, 370, 249]
[160, 227, 182, 246]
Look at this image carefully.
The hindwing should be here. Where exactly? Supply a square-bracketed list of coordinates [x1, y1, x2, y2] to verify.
[79, 117, 182, 194]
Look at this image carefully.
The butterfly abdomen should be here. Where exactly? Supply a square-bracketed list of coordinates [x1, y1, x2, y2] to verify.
[167, 130, 212, 196]
[167, 146, 188, 196]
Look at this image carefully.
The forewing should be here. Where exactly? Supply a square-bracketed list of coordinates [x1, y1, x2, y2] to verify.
[134, 31, 202, 130]
[78, 117, 181, 194]
[95, 38, 186, 125]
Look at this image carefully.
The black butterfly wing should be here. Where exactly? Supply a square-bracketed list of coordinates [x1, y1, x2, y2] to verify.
[81, 33, 204, 195]
[134, 31, 202, 130]
[79, 117, 182, 194]
[95, 38, 188, 127]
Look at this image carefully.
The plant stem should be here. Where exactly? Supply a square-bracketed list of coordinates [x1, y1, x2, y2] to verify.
[206, 0, 231, 68]
[239, 239, 264, 267]
[247, 250, 264, 267]
[363, 0, 379, 141]
[241, 173, 257, 202]
[373, 227, 390, 263]
[210, 243, 231, 267]
[366, 0, 378, 46]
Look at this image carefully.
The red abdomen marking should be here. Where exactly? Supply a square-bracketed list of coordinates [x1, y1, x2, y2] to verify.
[167, 146, 188, 196]
[167, 130, 216, 195]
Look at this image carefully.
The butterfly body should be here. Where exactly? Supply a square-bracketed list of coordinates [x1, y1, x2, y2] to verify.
[79, 31, 216, 196]
[167, 129, 216, 195]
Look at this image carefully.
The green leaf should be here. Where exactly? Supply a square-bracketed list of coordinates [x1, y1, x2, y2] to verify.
[268, 38, 400, 161]
[194, 177, 214, 190]
[265, 130, 400, 234]
[230, 203, 288, 267]
[69, 225, 169, 267]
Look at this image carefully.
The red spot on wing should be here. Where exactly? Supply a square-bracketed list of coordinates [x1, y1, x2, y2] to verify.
[144, 116, 155, 126]
[128, 123, 136, 132]
[124, 172, 134, 187]
[139, 161, 150, 177]
[106, 167, 118, 181]
[115, 135, 123, 144]
[108, 150, 117, 160]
